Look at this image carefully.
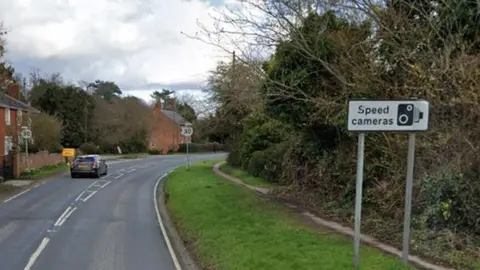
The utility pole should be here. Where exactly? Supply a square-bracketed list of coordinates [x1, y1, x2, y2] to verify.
[84, 102, 88, 143]
[232, 50, 236, 79]
[171, 93, 176, 152]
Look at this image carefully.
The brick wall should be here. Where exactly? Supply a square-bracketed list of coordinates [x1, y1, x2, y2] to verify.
[18, 151, 63, 172]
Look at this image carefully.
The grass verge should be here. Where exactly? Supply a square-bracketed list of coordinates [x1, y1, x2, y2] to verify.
[19, 163, 69, 180]
[219, 162, 275, 188]
[164, 160, 413, 270]
[0, 184, 22, 197]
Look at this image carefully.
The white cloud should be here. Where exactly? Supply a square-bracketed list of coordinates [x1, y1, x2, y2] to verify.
[0, 0, 237, 95]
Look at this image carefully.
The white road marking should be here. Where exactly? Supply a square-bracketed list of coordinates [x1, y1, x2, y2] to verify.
[125, 168, 136, 173]
[100, 181, 111, 188]
[114, 173, 124, 179]
[154, 171, 182, 270]
[56, 207, 77, 226]
[87, 181, 99, 189]
[4, 188, 31, 202]
[82, 190, 97, 202]
[23, 237, 50, 270]
[54, 206, 72, 226]
[74, 191, 86, 202]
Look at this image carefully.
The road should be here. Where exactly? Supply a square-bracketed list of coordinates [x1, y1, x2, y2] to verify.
[0, 154, 224, 270]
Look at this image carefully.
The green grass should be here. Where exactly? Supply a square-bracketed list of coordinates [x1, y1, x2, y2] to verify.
[19, 163, 69, 180]
[165, 160, 413, 270]
[219, 162, 275, 188]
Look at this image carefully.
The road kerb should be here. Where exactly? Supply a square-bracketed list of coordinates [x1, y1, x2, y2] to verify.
[154, 168, 199, 270]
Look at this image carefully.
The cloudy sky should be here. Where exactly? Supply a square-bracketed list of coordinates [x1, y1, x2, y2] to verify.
[0, 0, 240, 102]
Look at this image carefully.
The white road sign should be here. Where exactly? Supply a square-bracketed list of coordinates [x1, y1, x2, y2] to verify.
[21, 128, 32, 139]
[181, 126, 193, 137]
[348, 100, 429, 132]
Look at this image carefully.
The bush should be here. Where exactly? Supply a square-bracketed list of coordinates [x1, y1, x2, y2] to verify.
[78, 142, 98, 155]
[232, 112, 290, 170]
[415, 171, 480, 234]
[48, 144, 63, 154]
[246, 142, 288, 183]
[246, 150, 266, 177]
[227, 148, 242, 167]
[148, 149, 162, 155]
[19, 143, 39, 154]
[177, 142, 225, 153]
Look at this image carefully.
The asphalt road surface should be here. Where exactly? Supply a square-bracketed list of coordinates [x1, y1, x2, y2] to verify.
[0, 154, 224, 270]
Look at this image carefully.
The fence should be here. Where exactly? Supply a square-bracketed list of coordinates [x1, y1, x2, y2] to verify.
[18, 151, 63, 172]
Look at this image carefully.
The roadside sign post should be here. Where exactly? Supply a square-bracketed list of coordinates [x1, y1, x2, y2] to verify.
[402, 132, 416, 263]
[61, 148, 76, 165]
[186, 139, 190, 169]
[347, 99, 429, 268]
[181, 124, 193, 170]
[353, 132, 365, 268]
[21, 127, 32, 169]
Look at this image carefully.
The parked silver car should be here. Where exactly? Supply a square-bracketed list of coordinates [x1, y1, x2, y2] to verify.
[70, 155, 108, 178]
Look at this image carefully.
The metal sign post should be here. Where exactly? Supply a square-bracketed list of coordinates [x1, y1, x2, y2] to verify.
[353, 132, 365, 268]
[21, 127, 32, 169]
[186, 139, 190, 169]
[181, 124, 193, 170]
[25, 138, 29, 169]
[347, 99, 429, 267]
[402, 133, 416, 263]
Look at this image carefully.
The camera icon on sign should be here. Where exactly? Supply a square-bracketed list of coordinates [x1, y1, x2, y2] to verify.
[397, 104, 424, 126]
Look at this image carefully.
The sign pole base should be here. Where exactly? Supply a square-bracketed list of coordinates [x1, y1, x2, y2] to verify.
[353, 133, 365, 269]
[402, 133, 416, 264]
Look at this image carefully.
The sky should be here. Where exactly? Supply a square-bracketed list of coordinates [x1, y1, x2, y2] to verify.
[0, 0, 241, 103]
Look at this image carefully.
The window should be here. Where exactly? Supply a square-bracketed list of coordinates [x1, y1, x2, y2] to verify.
[4, 136, 12, 155]
[18, 110, 22, 125]
[5, 108, 10, 126]
[74, 156, 95, 162]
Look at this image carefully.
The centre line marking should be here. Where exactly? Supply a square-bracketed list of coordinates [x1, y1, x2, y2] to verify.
[57, 207, 77, 226]
[100, 181, 111, 188]
[114, 173, 124, 179]
[87, 181, 99, 189]
[82, 190, 97, 202]
[54, 206, 72, 226]
[23, 237, 50, 270]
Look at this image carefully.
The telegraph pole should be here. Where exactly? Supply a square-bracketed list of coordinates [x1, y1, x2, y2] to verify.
[84, 102, 88, 143]
[232, 51, 236, 79]
[172, 94, 176, 151]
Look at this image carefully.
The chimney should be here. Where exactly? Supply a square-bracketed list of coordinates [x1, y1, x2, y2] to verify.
[7, 83, 20, 100]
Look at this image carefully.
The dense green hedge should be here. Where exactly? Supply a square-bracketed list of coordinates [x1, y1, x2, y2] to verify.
[177, 142, 224, 153]
[147, 149, 162, 155]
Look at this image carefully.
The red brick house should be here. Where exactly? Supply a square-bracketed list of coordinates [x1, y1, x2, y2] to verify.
[0, 84, 39, 180]
[148, 99, 190, 154]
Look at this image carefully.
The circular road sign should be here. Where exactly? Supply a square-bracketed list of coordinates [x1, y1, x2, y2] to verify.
[181, 126, 193, 137]
[21, 129, 32, 139]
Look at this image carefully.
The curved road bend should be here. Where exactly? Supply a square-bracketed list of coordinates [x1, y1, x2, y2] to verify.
[0, 154, 224, 270]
